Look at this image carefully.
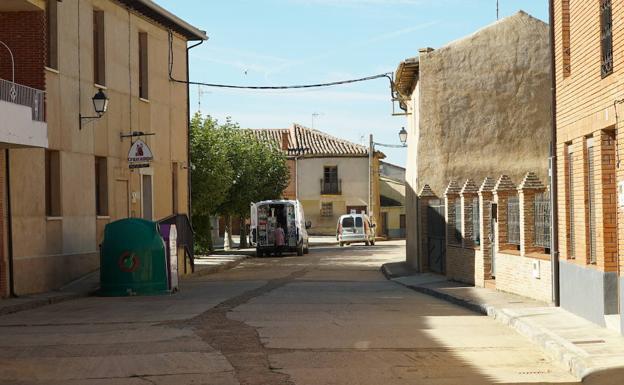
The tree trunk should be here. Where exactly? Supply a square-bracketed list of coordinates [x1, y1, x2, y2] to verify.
[239, 216, 248, 249]
[223, 214, 233, 251]
[207, 217, 214, 252]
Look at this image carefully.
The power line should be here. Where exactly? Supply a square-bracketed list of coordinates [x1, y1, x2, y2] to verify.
[168, 31, 393, 91]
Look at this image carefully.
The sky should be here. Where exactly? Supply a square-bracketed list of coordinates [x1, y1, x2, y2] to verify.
[154, 0, 548, 166]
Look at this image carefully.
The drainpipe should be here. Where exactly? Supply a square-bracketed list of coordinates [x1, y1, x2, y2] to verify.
[185, 39, 204, 224]
[6, 150, 15, 297]
[549, 0, 560, 306]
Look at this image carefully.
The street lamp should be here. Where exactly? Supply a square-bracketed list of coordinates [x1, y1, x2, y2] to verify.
[399, 127, 408, 146]
[368, 127, 409, 228]
[79, 88, 109, 130]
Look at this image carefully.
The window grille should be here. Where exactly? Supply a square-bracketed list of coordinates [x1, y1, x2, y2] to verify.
[473, 197, 480, 245]
[588, 144, 597, 263]
[568, 149, 575, 257]
[562, 0, 571, 76]
[454, 199, 462, 243]
[321, 202, 333, 217]
[507, 196, 520, 245]
[534, 192, 551, 249]
[601, 0, 613, 78]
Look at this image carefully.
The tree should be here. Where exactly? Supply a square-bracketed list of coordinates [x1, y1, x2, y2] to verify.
[190, 113, 234, 252]
[190, 113, 290, 252]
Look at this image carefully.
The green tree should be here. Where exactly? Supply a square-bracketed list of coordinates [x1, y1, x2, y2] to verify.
[190, 113, 234, 252]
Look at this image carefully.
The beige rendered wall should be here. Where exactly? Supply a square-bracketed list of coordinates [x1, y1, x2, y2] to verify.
[416, 12, 551, 196]
[298, 156, 369, 235]
[405, 83, 420, 268]
[10, 0, 190, 294]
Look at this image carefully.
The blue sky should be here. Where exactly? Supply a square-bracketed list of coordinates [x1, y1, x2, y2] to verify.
[155, 0, 548, 166]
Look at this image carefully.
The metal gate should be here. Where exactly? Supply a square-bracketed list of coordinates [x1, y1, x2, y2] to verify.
[427, 200, 446, 274]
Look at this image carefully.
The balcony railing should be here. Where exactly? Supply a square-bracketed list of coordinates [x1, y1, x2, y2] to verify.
[0, 78, 45, 122]
[320, 179, 342, 195]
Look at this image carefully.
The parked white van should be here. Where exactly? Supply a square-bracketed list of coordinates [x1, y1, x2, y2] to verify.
[336, 213, 376, 247]
[250, 200, 310, 257]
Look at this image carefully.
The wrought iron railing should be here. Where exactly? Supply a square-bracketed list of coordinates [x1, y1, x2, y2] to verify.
[320, 179, 342, 195]
[534, 192, 551, 249]
[0, 78, 45, 122]
[158, 213, 195, 273]
[507, 196, 520, 245]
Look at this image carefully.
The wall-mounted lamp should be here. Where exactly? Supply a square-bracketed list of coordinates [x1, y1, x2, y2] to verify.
[399, 127, 408, 146]
[79, 89, 109, 130]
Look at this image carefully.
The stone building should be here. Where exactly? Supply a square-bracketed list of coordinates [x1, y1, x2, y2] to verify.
[249, 124, 383, 235]
[552, 0, 624, 333]
[0, 0, 206, 296]
[394, 12, 553, 301]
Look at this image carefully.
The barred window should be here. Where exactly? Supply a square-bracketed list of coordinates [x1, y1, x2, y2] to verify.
[562, 0, 571, 77]
[534, 192, 551, 249]
[473, 197, 480, 246]
[567, 146, 575, 257]
[321, 202, 333, 217]
[601, 0, 613, 78]
[454, 199, 462, 243]
[587, 139, 596, 263]
[507, 196, 520, 245]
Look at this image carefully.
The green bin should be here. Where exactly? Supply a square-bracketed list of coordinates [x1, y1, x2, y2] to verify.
[99, 218, 169, 296]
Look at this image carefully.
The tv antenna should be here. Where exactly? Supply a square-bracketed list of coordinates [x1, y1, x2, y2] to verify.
[312, 112, 323, 129]
[197, 84, 212, 112]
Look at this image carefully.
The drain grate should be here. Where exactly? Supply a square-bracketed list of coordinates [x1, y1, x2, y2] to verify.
[518, 370, 551, 375]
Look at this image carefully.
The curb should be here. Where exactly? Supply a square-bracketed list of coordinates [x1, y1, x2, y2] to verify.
[0, 288, 98, 316]
[383, 268, 595, 381]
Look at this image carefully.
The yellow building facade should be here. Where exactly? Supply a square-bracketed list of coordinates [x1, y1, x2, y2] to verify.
[0, 0, 206, 296]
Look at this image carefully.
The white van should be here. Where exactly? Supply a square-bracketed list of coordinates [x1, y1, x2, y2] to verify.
[336, 213, 376, 247]
[250, 200, 310, 257]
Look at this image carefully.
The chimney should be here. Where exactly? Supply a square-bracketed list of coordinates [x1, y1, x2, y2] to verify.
[281, 131, 290, 152]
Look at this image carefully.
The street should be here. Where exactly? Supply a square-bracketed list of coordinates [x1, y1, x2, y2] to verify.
[0, 241, 580, 385]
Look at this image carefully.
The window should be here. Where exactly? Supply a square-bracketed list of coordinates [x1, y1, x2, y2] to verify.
[93, 10, 106, 85]
[587, 138, 596, 263]
[472, 197, 480, 245]
[355, 217, 363, 227]
[534, 192, 551, 249]
[454, 199, 461, 243]
[172, 162, 178, 214]
[400, 214, 406, 229]
[321, 202, 333, 217]
[322, 166, 340, 194]
[139, 32, 149, 99]
[562, 0, 570, 77]
[45, 150, 61, 217]
[567, 145, 575, 258]
[95, 157, 108, 216]
[46, 0, 58, 69]
[601, 0, 613, 78]
[341, 216, 354, 227]
[507, 196, 520, 245]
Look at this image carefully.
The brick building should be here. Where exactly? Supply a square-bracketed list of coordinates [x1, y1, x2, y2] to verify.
[0, 0, 206, 296]
[249, 124, 384, 235]
[393, 12, 554, 302]
[552, 0, 624, 333]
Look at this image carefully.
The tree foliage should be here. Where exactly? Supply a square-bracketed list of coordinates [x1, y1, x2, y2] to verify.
[190, 113, 290, 252]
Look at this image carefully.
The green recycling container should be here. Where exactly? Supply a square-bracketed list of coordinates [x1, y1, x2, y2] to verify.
[99, 218, 169, 296]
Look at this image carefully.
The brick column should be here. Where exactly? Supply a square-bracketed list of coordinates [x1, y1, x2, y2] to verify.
[518, 172, 546, 256]
[460, 179, 479, 248]
[418, 184, 437, 272]
[477, 177, 496, 285]
[445, 180, 462, 247]
[493, 175, 518, 252]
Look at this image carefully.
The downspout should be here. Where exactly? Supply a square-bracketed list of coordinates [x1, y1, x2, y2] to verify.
[185, 39, 204, 224]
[6, 150, 15, 297]
[549, 0, 560, 306]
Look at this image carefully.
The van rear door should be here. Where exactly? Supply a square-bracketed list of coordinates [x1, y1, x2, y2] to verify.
[354, 216, 364, 234]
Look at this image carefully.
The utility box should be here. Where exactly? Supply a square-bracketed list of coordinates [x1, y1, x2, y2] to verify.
[159, 224, 179, 292]
[99, 218, 169, 296]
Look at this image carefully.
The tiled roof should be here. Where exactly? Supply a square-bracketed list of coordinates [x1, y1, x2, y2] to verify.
[247, 124, 374, 157]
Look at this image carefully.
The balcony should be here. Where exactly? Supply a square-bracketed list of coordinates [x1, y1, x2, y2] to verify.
[0, 78, 47, 148]
[320, 179, 342, 195]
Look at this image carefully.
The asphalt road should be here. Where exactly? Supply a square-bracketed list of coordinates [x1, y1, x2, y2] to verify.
[0, 240, 582, 385]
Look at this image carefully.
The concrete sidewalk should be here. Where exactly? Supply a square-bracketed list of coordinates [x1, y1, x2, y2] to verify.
[382, 262, 624, 382]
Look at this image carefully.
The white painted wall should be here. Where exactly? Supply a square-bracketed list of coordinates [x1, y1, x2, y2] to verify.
[0, 100, 48, 148]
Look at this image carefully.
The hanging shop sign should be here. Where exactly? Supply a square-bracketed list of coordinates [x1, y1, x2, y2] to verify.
[128, 139, 154, 169]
